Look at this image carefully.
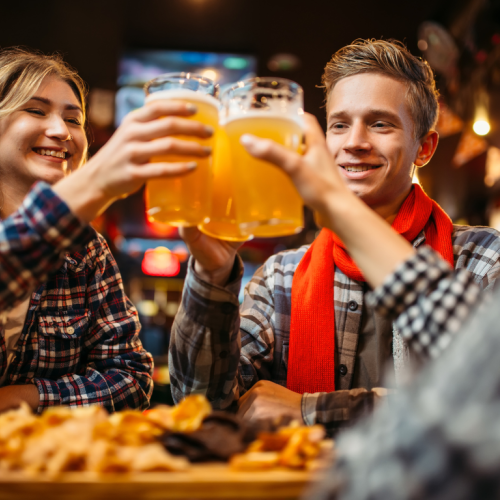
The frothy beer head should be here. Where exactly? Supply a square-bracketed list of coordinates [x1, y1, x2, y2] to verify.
[145, 89, 220, 109]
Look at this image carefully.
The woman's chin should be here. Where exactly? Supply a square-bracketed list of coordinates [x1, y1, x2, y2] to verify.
[36, 167, 68, 186]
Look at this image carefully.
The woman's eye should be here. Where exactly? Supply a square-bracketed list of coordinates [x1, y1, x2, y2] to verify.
[26, 108, 44, 116]
[66, 118, 82, 126]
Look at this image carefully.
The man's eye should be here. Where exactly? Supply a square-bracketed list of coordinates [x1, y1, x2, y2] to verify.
[373, 122, 390, 128]
[330, 123, 346, 130]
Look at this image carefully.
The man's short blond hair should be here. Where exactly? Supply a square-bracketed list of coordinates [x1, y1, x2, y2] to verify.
[322, 39, 439, 139]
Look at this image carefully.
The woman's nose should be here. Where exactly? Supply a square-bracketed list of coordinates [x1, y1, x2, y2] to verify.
[45, 115, 71, 141]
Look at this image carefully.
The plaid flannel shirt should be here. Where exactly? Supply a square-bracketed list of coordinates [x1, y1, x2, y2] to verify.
[0, 182, 153, 413]
[169, 224, 500, 431]
[313, 246, 500, 500]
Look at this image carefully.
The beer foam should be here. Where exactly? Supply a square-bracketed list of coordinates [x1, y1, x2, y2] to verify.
[146, 89, 219, 108]
[224, 111, 304, 127]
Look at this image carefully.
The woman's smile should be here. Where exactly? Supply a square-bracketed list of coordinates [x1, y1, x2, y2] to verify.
[32, 146, 70, 163]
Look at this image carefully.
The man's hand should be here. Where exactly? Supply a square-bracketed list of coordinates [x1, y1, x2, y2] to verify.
[240, 113, 353, 226]
[237, 381, 304, 424]
[179, 227, 243, 287]
[0, 384, 40, 413]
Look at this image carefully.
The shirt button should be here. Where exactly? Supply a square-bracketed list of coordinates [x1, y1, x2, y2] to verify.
[348, 300, 358, 311]
[67, 326, 75, 334]
[339, 364, 348, 376]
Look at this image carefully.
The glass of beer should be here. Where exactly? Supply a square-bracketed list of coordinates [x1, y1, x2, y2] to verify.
[144, 73, 219, 226]
[221, 77, 304, 238]
[198, 125, 253, 242]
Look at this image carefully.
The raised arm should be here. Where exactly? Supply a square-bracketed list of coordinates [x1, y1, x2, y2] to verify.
[169, 254, 280, 409]
[0, 182, 95, 312]
[240, 114, 416, 289]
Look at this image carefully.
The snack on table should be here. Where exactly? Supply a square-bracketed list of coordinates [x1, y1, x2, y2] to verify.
[162, 412, 251, 462]
[0, 397, 210, 477]
[145, 394, 212, 432]
[230, 423, 328, 471]
[0, 394, 331, 477]
[161, 411, 331, 471]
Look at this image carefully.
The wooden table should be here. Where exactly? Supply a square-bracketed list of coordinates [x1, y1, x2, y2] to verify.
[0, 464, 326, 500]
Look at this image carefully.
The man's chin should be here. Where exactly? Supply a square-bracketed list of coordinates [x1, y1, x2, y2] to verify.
[345, 183, 383, 208]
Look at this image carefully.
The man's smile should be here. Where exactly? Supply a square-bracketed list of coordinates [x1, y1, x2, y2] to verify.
[339, 163, 383, 172]
[338, 162, 384, 180]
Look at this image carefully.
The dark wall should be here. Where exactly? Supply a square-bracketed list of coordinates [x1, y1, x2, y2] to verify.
[2, 0, 447, 128]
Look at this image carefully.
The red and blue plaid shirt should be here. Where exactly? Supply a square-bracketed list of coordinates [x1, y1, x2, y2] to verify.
[0, 182, 153, 413]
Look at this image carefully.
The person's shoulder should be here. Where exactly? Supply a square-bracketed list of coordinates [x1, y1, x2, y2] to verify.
[263, 244, 311, 272]
[452, 224, 500, 281]
[452, 224, 500, 253]
[247, 244, 310, 295]
[65, 230, 113, 271]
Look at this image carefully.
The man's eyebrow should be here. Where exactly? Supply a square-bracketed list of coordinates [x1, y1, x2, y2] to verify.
[327, 110, 349, 121]
[328, 108, 402, 124]
[29, 96, 82, 112]
[365, 109, 402, 122]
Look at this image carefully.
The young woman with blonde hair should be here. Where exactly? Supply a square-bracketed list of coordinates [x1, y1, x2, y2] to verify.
[0, 47, 212, 413]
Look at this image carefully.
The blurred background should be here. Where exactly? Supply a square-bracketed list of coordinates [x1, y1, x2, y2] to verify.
[3, 0, 500, 401]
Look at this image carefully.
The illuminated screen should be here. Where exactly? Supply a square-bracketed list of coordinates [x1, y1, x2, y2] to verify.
[116, 50, 257, 126]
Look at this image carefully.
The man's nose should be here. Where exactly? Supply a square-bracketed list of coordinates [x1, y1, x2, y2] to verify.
[45, 115, 71, 141]
[343, 123, 372, 153]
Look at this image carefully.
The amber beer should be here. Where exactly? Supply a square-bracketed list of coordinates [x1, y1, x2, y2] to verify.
[144, 75, 219, 226]
[221, 78, 304, 237]
[198, 127, 252, 242]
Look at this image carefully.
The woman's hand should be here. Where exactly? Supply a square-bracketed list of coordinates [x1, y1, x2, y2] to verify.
[53, 99, 213, 222]
[0, 385, 40, 413]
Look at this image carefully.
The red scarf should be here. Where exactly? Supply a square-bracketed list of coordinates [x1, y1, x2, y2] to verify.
[287, 185, 454, 394]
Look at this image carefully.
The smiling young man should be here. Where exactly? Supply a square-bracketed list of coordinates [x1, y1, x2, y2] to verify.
[169, 39, 500, 433]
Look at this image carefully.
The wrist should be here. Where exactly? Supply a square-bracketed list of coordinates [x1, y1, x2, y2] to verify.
[316, 188, 360, 234]
[194, 258, 235, 287]
[53, 163, 113, 223]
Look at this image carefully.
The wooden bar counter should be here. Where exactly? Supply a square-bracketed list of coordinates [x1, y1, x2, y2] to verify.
[0, 464, 327, 500]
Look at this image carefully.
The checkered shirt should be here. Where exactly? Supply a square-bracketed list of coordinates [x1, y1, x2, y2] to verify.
[310, 248, 500, 500]
[169, 224, 500, 432]
[0, 182, 153, 413]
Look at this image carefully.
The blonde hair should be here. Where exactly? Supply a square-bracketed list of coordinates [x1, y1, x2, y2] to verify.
[0, 47, 87, 124]
[322, 39, 439, 139]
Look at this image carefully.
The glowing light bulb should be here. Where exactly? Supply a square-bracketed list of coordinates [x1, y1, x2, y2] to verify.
[202, 69, 218, 82]
[473, 120, 490, 136]
[473, 89, 491, 136]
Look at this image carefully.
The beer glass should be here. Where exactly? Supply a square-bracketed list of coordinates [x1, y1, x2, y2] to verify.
[144, 73, 219, 226]
[198, 125, 252, 242]
[221, 77, 304, 237]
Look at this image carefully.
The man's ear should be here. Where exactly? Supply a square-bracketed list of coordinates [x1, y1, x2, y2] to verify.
[414, 130, 439, 167]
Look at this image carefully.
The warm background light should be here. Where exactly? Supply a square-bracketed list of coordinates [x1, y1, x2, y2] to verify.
[473, 120, 491, 136]
[202, 69, 218, 82]
[141, 246, 180, 277]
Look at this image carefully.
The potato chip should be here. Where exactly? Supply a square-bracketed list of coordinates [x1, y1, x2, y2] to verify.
[231, 423, 326, 471]
[230, 451, 280, 471]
